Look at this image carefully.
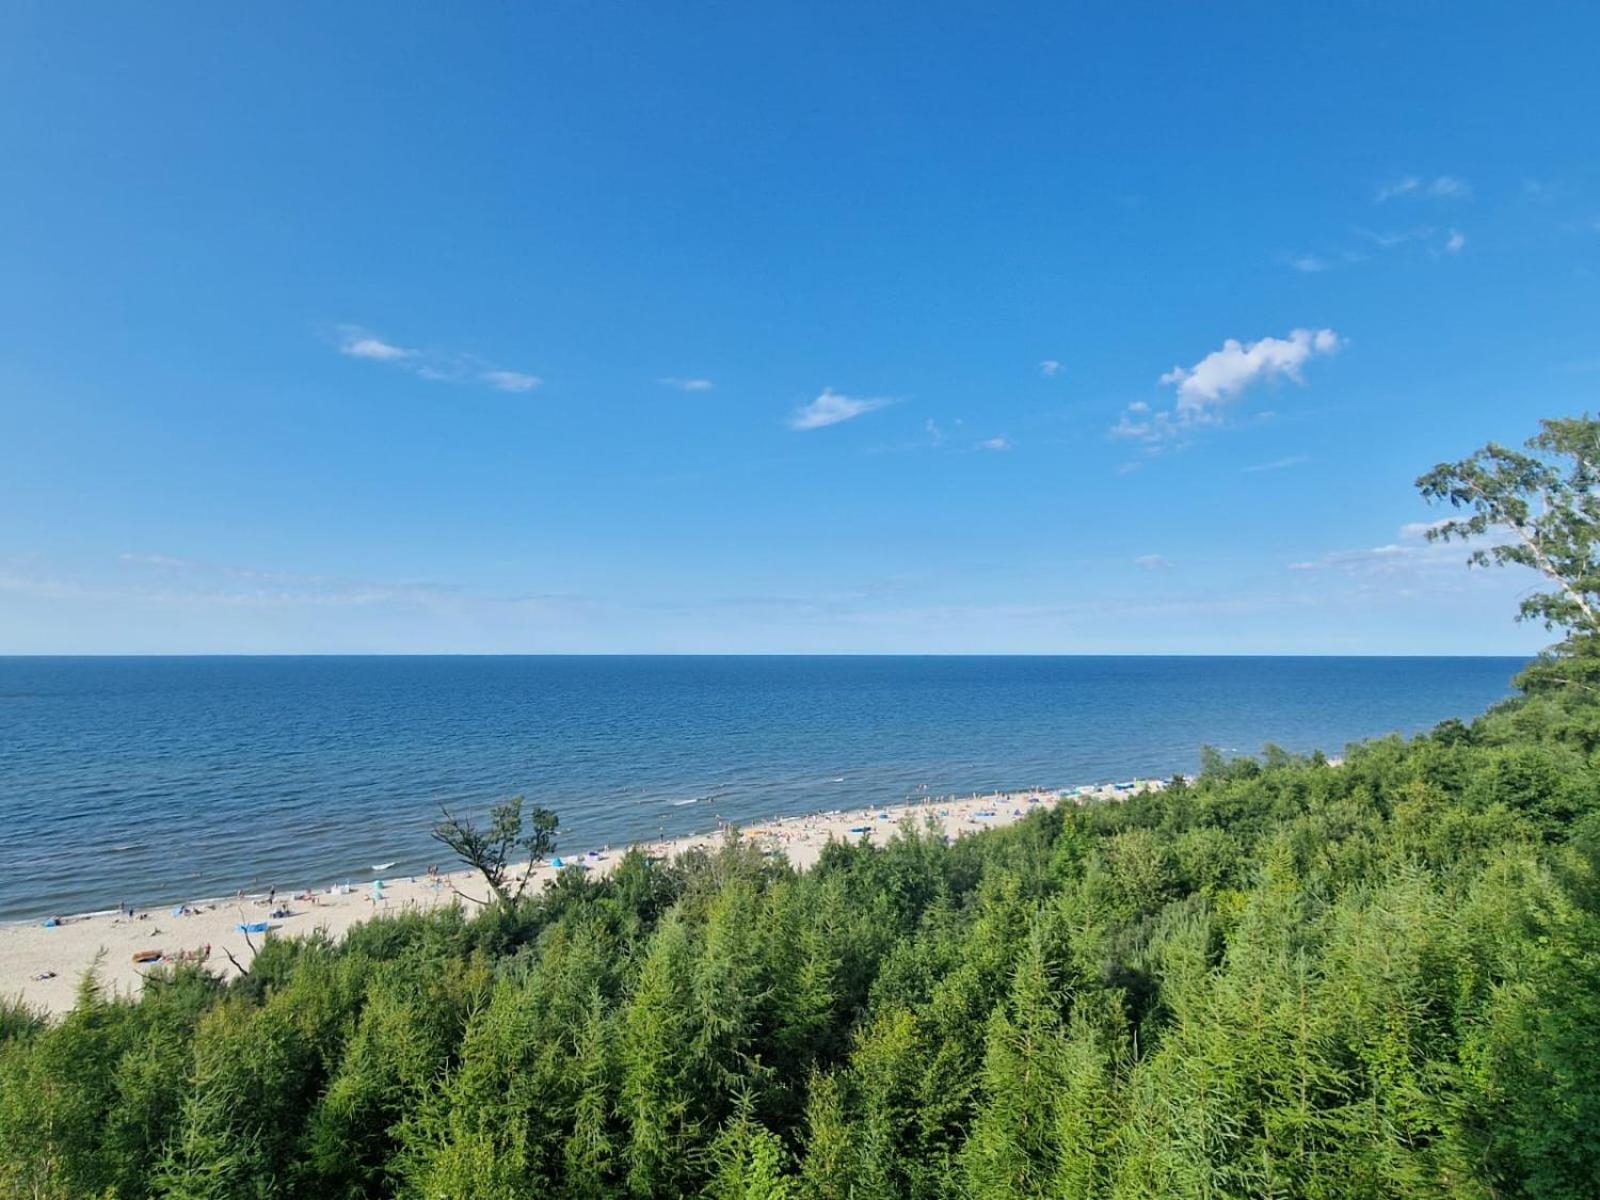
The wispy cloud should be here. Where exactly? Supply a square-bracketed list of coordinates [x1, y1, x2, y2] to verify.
[975, 436, 1012, 452]
[340, 332, 417, 361]
[1110, 413, 1160, 441]
[1282, 253, 1330, 273]
[1134, 554, 1171, 570]
[479, 370, 542, 393]
[1039, 360, 1063, 377]
[118, 552, 192, 569]
[660, 377, 715, 392]
[1356, 225, 1432, 248]
[1287, 519, 1499, 575]
[1275, 226, 1454, 276]
[1243, 454, 1309, 473]
[1285, 175, 1472, 273]
[1521, 177, 1567, 201]
[0, 552, 474, 612]
[1398, 518, 1453, 540]
[789, 387, 895, 431]
[1376, 174, 1472, 202]
[335, 326, 540, 395]
[1353, 224, 1468, 258]
[117, 552, 460, 604]
[1376, 176, 1421, 202]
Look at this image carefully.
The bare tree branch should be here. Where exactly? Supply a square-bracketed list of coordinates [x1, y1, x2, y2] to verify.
[432, 796, 560, 907]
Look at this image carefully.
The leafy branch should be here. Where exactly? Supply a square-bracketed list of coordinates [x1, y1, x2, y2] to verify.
[1416, 415, 1600, 638]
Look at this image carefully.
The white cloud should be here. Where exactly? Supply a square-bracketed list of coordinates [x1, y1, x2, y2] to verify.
[1376, 176, 1421, 202]
[339, 329, 417, 361]
[1284, 253, 1330, 273]
[1377, 174, 1471, 202]
[334, 325, 538, 395]
[1134, 554, 1171, 570]
[1039, 360, 1063, 377]
[1113, 329, 1340, 449]
[661, 377, 715, 392]
[975, 436, 1011, 452]
[479, 370, 541, 393]
[1444, 229, 1466, 254]
[1160, 328, 1341, 412]
[789, 387, 894, 431]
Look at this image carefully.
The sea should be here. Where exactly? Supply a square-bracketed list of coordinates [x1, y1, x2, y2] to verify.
[0, 655, 1526, 920]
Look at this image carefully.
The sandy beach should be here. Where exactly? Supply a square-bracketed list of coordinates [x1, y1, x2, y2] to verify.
[0, 779, 1162, 1017]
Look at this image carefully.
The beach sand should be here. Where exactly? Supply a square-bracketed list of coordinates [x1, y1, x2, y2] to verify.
[0, 778, 1163, 1017]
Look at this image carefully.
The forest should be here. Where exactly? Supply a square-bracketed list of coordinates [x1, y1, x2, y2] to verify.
[4, 420, 1600, 1199]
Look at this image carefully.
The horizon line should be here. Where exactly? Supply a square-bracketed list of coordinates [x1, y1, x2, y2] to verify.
[0, 650, 1538, 660]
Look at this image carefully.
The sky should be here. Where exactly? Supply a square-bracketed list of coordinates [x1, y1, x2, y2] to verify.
[2, 2, 1597, 654]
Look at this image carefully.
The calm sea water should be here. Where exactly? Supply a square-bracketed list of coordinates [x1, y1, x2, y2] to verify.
[0, 656, 1524, 920]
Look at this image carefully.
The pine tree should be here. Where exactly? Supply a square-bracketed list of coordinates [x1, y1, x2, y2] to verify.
[620, 913, 701, 1197]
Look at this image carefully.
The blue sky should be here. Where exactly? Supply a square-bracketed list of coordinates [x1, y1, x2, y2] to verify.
[2, 3, 1597, 654]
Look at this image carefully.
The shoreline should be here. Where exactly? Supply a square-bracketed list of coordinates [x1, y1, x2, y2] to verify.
[1, 778, 1165, 1017]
